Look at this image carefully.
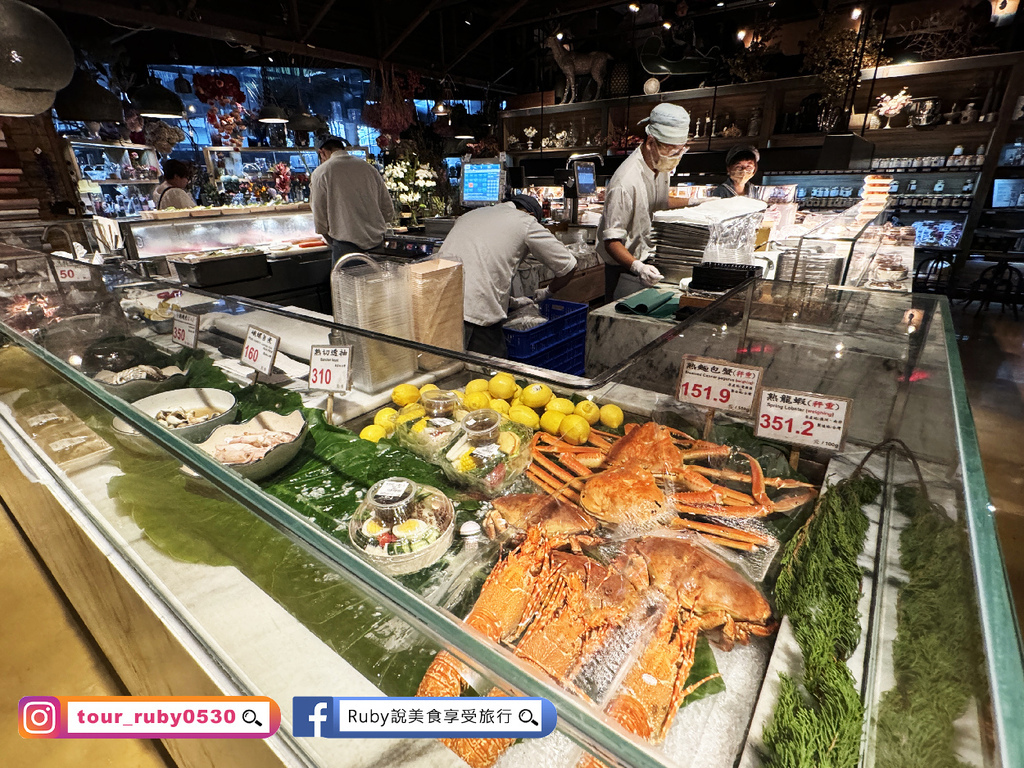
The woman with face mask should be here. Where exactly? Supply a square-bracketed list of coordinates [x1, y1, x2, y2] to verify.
[713, 145, 762, 199]
[598, 103, 691, 300]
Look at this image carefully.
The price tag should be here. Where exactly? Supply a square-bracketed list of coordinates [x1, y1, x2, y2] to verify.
[241, 325, 280, 376]
[373, 480, 410, 502]
[54, 263, 92, 283]
[308, 345, 352, 393]
[171, 310, 199, 349]
[676, 356, 763, 415]
[755, 388, 853, 451]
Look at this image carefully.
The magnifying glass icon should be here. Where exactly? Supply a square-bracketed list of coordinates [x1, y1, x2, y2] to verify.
[242, 709, 263, 727]
[519, 709, 539, 727]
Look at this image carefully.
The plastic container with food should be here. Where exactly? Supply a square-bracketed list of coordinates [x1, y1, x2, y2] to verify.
[439, 408, 532, 497]
[348, 477, 455, 575]
[395, 389, 463, 461]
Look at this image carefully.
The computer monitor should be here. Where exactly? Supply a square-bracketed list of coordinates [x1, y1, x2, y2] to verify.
[574, 161, 597, 195]
[462, 159, 503, 206]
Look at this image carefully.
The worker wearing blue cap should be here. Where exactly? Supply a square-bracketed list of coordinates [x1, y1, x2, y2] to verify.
[598, 102, 691, 299]
[310, 135, 395, 263]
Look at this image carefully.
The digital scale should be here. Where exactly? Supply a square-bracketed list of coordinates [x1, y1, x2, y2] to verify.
[371, 234, 446, 261]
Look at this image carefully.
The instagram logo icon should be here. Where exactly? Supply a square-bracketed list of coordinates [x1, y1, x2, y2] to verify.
[19, 697, 60, 738]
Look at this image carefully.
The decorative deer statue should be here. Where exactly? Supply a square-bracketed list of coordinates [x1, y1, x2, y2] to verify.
[544, 35, 612, 104]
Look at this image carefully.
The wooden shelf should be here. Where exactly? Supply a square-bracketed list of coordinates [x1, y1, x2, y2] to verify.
[82, 179, 160, 185]
[68, 139, 153, 151]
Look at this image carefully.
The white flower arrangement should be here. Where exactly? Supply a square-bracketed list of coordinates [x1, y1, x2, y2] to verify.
[523, 125, 538, 138]
[383, 157, 438, 217]
[877, 88, 912, 118]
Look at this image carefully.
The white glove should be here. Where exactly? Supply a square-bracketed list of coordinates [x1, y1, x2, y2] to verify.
[630, 259, 663, 287]
[508, 295, 535, 311]
[534, 287, 552, 303]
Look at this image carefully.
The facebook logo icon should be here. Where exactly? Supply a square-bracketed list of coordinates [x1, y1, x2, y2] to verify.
[292, 697, 334, 737]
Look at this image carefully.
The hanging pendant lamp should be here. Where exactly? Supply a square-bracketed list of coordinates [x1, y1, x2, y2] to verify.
[0, 82, 54, 117]
[258, 103, 289, 123]
[0, 0, 74, 92]
[173, 74, 192, 95]
[133, 76, 184, 119]
[288, 110, 325, 132]
[55, 70, 123, 123]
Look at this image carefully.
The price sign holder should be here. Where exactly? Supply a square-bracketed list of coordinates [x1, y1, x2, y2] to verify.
[171, 310, 199, 349]
[53, 262, 92, 284]
[675, 355, 764, 438]
[308, 345, 353, 424]
[241, 325, 281, 382]
[755, 388, 853, 452]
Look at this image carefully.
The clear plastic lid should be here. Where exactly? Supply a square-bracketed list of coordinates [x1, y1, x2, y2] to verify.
[421, 389, 459, 418]
[394, 390, 462, 461]
[348, 477, 455, 575]
[439, 409, 533, 497]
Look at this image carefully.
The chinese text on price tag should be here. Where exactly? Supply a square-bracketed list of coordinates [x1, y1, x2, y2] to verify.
[755, 388, 852, 451]
[308, 345, 352, 393]
[241, 325, 280, 376]
[676, 356, 763, 415]
[171, 310, 199, 349]
[54, 264, 91, 283]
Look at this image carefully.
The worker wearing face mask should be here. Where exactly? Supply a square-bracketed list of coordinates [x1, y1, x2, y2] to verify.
[598, 103, 690, 300]
[712, 145, 762, 199]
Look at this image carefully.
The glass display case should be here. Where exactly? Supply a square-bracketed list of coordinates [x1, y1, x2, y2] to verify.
[0, 246, 1021, 768]
[66, 139, 162, 218]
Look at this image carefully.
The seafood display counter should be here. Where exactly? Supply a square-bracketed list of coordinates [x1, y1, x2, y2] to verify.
[0, 246, 1021, 768]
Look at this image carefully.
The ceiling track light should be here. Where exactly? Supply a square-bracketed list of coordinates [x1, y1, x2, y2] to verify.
[628, 3, 640, 12]
[851, 7, 862, 20]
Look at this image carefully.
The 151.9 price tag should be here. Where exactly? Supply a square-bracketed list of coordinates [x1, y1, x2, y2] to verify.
[755, 388, 853, 451]
[675, 355, 763, 415]
[241, 325, 280, 376]
[54, 263, 92, 283]
[171, 310, 199, 349]
[308, 345, 352, 393]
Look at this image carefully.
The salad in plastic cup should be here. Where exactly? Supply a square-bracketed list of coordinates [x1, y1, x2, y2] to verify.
[439, 409, 532, 497]
[348, 477, 455, 575]
[395, 389, 463, 461]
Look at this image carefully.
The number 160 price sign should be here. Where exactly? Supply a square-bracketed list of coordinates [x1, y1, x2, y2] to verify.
[755, 388, 853, 451]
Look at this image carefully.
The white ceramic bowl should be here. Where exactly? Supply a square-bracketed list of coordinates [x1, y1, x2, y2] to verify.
[115, 387, 237, 445]
[93, 365, 187, 402]
[197, 410, 307, 481]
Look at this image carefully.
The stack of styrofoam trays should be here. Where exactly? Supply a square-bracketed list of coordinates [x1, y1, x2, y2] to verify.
[409, 258, 464, 371]
[775, 246, 846, 285]
[332, 261, 417, 394]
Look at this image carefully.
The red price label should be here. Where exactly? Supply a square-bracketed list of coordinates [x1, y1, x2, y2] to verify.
[308, 346, 352, 393]
[55, 264, 91, 283]
[675, 356, 762, 415]
[171, 310, 199, 349]
[241, 325, 280, 376]
[755, 388, 852, 451]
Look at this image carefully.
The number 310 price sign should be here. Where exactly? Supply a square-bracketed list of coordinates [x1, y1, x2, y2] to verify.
[308, 345, 352, 394]
[755, 388, 853, 451]
[675, 356, 763, 415]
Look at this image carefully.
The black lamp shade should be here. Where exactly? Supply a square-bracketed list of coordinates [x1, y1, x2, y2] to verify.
[288, 111, 324, 132]
[133, 78, 184, 119]
[0, 0, 74, 92]
[0, 82, 54, 117]
[173, 74, 192, 94]
[55, 70, 123, 122]
[258, 103, 289, 124]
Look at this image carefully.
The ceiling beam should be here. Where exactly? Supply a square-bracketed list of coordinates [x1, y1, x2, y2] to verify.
[299, 0, 337, 44]
[382, 0, 445, 60]
[445, 0, 530, 73]
[289, 0, 300, 38]
[499, 0, 625, 30]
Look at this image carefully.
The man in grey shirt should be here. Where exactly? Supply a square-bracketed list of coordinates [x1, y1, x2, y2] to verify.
[310, 136, 395, 263]
[438, 195, 577, 357]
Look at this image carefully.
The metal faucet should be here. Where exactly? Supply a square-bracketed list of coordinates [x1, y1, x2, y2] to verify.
[41, 224, 75, 254]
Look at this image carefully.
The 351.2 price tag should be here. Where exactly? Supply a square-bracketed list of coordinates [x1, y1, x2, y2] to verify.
[755, 388, 853, 451]
[54, 263, 92, 283]
[241, 325, 280, 376]
[308, 345, 352, 393]
[676, 356, 763, 415]
[171, 310, 199, 349]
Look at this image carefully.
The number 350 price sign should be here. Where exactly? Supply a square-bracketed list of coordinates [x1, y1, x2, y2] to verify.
[308, 346, 352, 394]
[755, 388, 852, 451]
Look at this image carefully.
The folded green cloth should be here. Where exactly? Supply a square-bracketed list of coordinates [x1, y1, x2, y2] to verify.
[615, 289, 677, 318]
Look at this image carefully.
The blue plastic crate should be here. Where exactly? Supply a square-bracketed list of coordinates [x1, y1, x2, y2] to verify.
[503, 298, 588, 359]
[514, 331, 586, 375]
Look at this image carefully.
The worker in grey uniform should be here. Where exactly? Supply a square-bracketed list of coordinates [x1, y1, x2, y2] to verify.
[598, 103, 691, 299]
[438, 195, 577, 358]
[310, 135, 395, 263]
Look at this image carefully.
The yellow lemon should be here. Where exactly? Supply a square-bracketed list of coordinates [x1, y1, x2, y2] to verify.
[539, 409, 566, 435]
[546, 397, 575, 415]
[508, 405, 540, 430]
[599, 404, 625, 429]
[359, 424, 386, 443]
[411, 418, 429, 433]
[574, 400, 601, 426]
[490, 398, 510, 414]
[558, 414, 591, 446]
[510, 397, 523, 409]
[419, 383, 439, 393]
[396, 403, 427, 424]
[514, 385, 523, 399]
[465, 378, 490, 394]
[374, 407, 398, 435]
[463, 391, 492, 411]
[451, 390, 465, 402]
[520, 382, 553, 409]
[391, 383, 420, 407]
[488, 372, 517, 400]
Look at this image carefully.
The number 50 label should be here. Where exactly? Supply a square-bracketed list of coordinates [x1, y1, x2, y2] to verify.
[755, 388, 852, 451]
